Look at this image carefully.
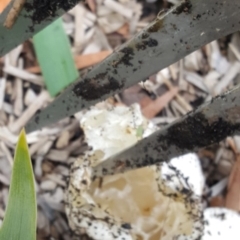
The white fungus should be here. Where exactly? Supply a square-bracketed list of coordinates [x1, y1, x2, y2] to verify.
[66, 103, 205, 239]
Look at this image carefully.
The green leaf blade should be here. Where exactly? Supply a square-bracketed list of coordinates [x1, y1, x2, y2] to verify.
[33, 18, 79, 96]
[0, 129, 37, 240]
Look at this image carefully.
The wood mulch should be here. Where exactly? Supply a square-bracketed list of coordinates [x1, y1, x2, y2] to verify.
[0, 0, 240, 239]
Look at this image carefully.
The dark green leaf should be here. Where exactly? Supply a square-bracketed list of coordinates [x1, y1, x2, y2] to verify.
[33, 18, 78, 96]
[0, 129, 37, 240]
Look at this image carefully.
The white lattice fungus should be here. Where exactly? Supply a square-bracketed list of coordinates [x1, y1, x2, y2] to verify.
[80, 103, 158, 162]
[166, 153, 205, 196]
[202, 208, 240, 240]
[66, 103, 204, 240]
[66, 158, 133, 240]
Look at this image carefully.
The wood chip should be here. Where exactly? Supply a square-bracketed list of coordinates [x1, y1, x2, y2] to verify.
[208, 177, 228, 197]
[42, 161, 54, 174]
[0, 126, 17, 145]
[29, 137, 49, 156]
[0, 155, 12, 177]
[65, 138, 82, 154]
[46, 174, 66, 187]
[128, 1, 142, 34]
[0, 141, 13, 166]
[13, 78, 23, 116]
[42, 195, 65, 213]
[37, 210, 49, 230]
[0, 0, 10, 13]
[82, 40, 102, 54]
[35, 155, 44, 178]
[184, 71, 209, 93]
[24, 88, 37, 106]
[3, 102, 13, 114]
[104, 0, 133, 19]
[229, 43, 240, 61]
[26, 51, 112, 73]
[37, 140, 54, 156]
[40, 180, 57, 191]
[13, 58, 24, 116]
[54, 165, 69, 177]
[5, 80, 13, 99]
[151, 117, 177, 125]
[96, 2, 112, 16]
[47, 149, 69, 162]
[206, 41, 230, 74]
[87, 0, 97, 12]
[6, 45, 22, 67]
[74, 4, 88, 52]
[75, 51, 111, 69]
[203, 70, 220, 93]
[141, 87, 178, 119]
[184, 50, 203, 72]
[213, 62, 240, 95]
[98, 13, 125, 34]
[9, 91, 50, 133]
[0, 173, 10, 186]
[56, 131, 70, 149]
[171, 99, 187, 115]
[0, 110, 7, 126]
[226, 154, 240, 211]
[209, 196, 224, 207]
[4, 65, 44, 86]
[94, 27, 112, 50]
[161, 73, 192, 112]
[217, 158, 233, 176]
[51, 187, 64, 202]
[233, 136, 240, 154]
[0, 77, 6, 109]
[116, 23, 129, 37]
[139, 95, 152, 109]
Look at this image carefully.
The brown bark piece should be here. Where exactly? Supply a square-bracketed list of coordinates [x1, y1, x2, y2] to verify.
[225, 154, 240, 211]
[26, 51, 112, 73]
[141, 87, 178, 119]
[209, 196, 225, 207]
[116, 23, 129, 37]
[139, 96, 153, 109]
[0, 0, 10, 13]
[74, 50, 111, 69]
[86, 0, 96, 12]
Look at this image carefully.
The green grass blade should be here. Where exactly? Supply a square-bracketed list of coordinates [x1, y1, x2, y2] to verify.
[0, 129, 36, 240]
[33, 18, 79, 96]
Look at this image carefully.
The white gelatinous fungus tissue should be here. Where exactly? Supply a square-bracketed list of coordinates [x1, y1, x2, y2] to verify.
[203, 208, 240, 240]
[65, 103, 205, 240]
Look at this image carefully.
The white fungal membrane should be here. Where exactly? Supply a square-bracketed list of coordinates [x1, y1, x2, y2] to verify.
[65, 103, 204, 239]
[203, 208, 240, 240]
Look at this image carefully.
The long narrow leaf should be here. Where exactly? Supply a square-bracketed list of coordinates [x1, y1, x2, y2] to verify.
[33, 18, 78, 96]
[0, 129, 36, 240]
[25, 0, 240, 133]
